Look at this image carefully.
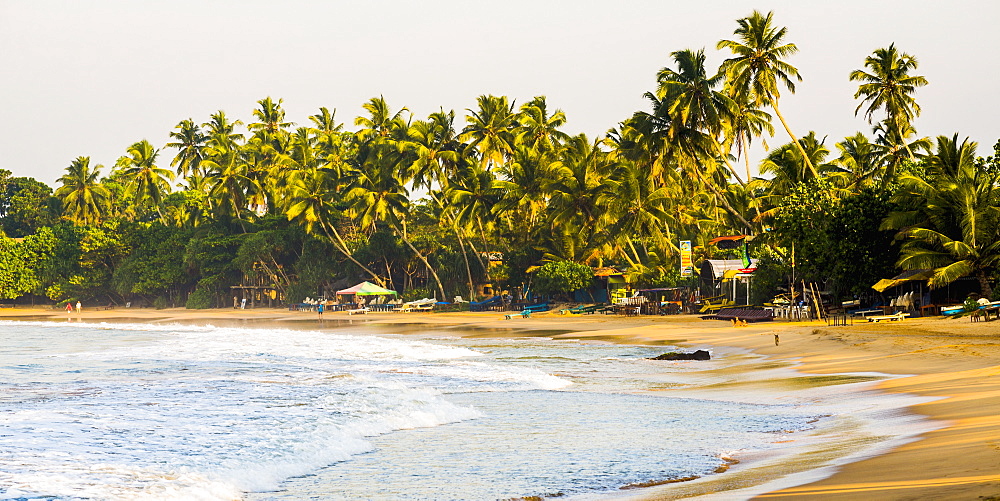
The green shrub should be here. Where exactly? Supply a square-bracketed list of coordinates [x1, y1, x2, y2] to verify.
[185, 277, 219, 309]
[533, 261, 593, 297]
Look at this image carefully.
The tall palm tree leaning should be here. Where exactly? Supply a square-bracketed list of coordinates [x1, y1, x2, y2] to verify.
[656, 48, 754, 231]
[849, 43, 928, 160]
[717, 10, 816, 177]
[55, 156, 111, 226]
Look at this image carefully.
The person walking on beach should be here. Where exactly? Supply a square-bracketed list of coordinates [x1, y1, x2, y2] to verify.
[317, 302, 324, 319]
[66, 303, 73, 314]
[75, 301, 82, 313]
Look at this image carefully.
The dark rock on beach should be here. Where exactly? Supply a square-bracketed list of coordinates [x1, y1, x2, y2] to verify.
[650, 350, 711, 361]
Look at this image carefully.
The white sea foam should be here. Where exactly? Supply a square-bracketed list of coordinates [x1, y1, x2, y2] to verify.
[0, 321, 937, 501]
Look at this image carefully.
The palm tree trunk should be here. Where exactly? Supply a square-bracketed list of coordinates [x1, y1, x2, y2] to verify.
[476, 219, 494, 282]
[465, 238, 490, 283]
[689, 161, 753, 231]
[977, 271, 994, 300]
[431, 191, 477, 301]
[456, 233, 476, 301]
[395, 225, 447, 301]
[319, 220, 386, 286]
[721, 156, 746, 185]
[743, 133, 753, 182]
[627, 238, 644, 267]
[772, 101, 818, 178]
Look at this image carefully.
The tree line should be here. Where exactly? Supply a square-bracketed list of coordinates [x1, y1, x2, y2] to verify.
[2, 10, 999, 308]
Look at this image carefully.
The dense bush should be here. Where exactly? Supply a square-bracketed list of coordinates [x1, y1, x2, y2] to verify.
[533, 261, 593, 297]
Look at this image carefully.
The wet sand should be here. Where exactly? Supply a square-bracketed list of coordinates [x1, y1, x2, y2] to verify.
[4, 306, 1000, 500]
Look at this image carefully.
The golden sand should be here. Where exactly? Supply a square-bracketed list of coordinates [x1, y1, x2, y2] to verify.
[4, 306, 1000, 500]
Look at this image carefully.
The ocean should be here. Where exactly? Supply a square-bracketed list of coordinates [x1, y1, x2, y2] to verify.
[0, 319, 936, 500]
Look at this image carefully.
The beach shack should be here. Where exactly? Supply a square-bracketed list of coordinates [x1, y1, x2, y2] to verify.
[700, 259, 757, 305]
[572, 267, 627, 304]
[872, 269, 980, 316]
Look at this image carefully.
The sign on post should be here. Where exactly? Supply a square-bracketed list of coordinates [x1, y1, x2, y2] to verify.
[680, 240, 692, 277]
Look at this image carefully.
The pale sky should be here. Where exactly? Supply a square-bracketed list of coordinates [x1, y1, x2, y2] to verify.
[2, 0, 998, 187]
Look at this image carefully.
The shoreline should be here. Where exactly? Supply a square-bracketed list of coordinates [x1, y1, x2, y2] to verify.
[4, 307, 1000, 499]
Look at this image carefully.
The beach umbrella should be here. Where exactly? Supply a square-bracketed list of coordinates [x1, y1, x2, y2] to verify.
[337, 281, 398, 296]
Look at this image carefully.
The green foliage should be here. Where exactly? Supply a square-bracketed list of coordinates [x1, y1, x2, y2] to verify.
[963, 297, 979, 313]
[770, 180, 898, 299]
[114, 223, 193, 296]
[0, 228, 57, 299]
[152, 295, 170, 309]
[37, 222, 130, 301]
[401, 287, 433, 301]
[533, 261, 593, 296]
[185, 276, 219, 309]
[0, 171, 60, 237]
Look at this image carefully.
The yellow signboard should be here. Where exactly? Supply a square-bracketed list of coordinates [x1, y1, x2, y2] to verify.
[680, 240, 692, 277]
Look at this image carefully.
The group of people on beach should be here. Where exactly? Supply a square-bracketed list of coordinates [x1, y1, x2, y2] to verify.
[64, 301, 81, 313]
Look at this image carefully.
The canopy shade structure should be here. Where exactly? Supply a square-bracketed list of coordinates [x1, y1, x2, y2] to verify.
[701, 259, 759, 280]
[872, 269, 934, 292]
[707, 235, 749, 250]
[336, 281, 398, 296]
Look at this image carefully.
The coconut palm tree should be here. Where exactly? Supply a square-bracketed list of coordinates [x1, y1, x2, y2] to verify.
[284, 165, 386, 285]
[886, 135, 1000, 297]
[55, 156, 111, 226]
[655, 49, 752, 230]
[202, 143, 256, 228]
[115, 140, 175, 218]
[166, 119, 207, 178]
[718, 10, 815, 176]
[248, 96, 294, 140]
[833, 132, 883, 188]
[347, 158, 448, 301]
[850, 44, 928, 158]
[203, 111, 244, 150]
[461, 95, 518, 170]
[724, 100, 774, 182]
[600, 160, 674, 268]
[515, 96, 570, 155]
[355, 96, 409, 142]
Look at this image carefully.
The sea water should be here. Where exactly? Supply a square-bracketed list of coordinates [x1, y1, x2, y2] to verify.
[0, 320, 932, 500]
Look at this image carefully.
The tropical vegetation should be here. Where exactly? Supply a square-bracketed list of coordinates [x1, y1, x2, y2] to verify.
[2, 10, 999, 307]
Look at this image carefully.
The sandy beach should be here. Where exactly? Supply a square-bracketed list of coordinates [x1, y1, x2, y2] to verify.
[4, 306, 1000, 500]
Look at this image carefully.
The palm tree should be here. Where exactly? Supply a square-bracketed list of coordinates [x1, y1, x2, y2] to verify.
[350, 98, 448, 299]
[166, 119, 207, 178]
[833, 132, 883, 188]
[355, 96, 409, 142]
[600, 160, 673, 269]
[885, 135, 1000, 297]
[718, 10, 815, 177]
[347, 159, 448, 301]
[655, 49, 752, 230]
[55, 156, 110, 226]
[284, 165, 386, 285]
[850, 44, 928, 158]
[203, 111, 244, 150]
[248, 96, 294, 140]
[407, 110, 461, 192]
[515, 96, 569, 155]
[724, 100, 774, 182]
[544, 135, 613, 249]
[115, 140, 175, 218]
[202, 143, 256, 228]
[461, 95, 518, 170]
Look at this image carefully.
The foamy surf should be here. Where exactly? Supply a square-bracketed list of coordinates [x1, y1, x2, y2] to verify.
[0, 320, 933, 500]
